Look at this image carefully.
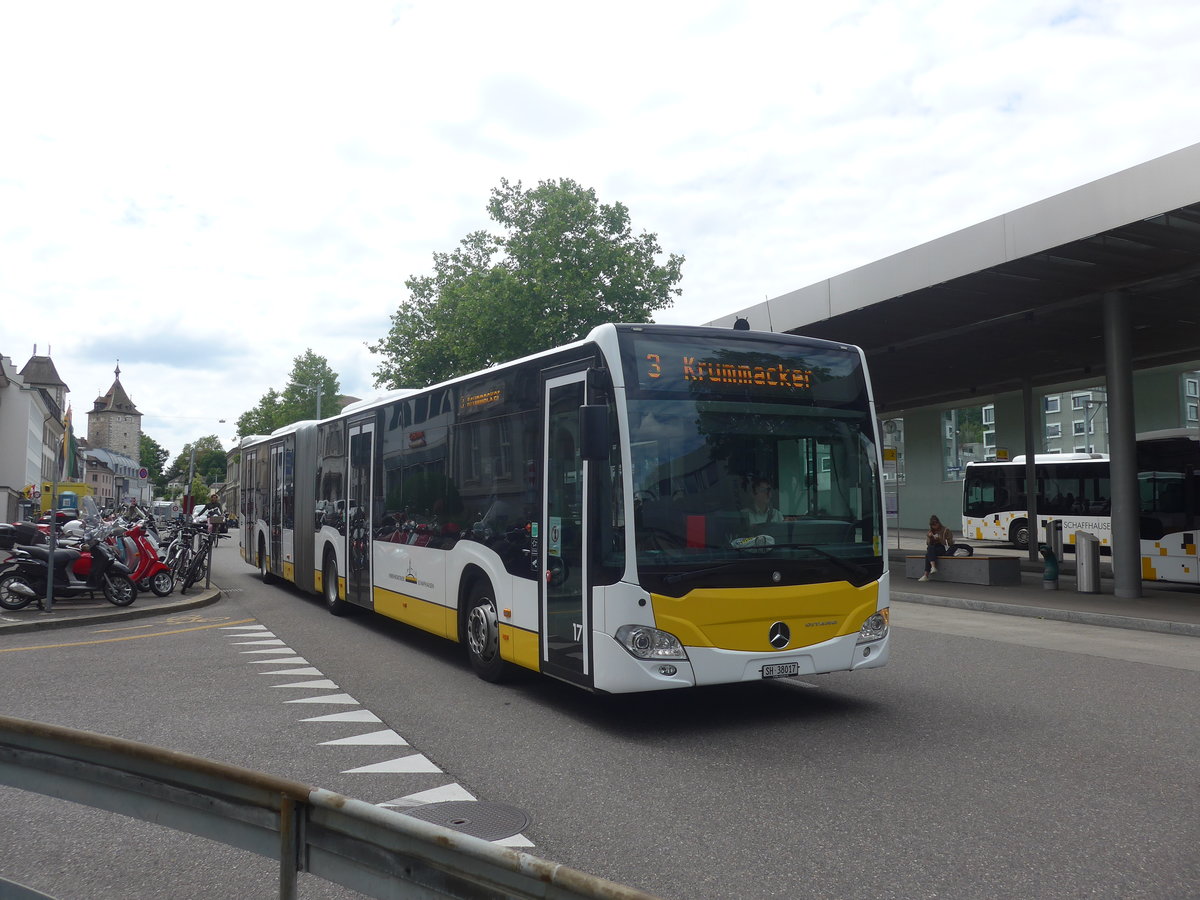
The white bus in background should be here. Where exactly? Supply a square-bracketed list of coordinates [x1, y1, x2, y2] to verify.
[962, 431, 1199, 584]
[962, 452, 1109, 551]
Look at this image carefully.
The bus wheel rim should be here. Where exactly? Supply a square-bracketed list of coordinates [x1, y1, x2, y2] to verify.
[467, 601, 498, 661]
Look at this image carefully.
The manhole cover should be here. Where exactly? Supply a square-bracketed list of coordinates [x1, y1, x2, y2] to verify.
[399, 801, 531, 841]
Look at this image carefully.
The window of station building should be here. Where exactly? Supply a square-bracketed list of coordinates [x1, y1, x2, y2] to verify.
[1188, 403, 1199, 423]
[1045, 396, 1061, 413]
[880, 418, 904, 486]
[942, 407, 985, 481]
[1071, 395, 1089, 410]
[1046, 423, 1062, 439]
[1185, 378, 1198, 398]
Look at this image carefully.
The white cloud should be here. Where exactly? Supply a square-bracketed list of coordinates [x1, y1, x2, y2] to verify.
[2, 0, 1199, 459]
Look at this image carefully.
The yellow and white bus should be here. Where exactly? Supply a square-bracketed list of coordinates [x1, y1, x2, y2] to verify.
[962, 430, 1199, 583]
[239, 323, 890, 693]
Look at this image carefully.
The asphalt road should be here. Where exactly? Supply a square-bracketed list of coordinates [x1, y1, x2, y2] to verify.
[1, 544, 1197, 899]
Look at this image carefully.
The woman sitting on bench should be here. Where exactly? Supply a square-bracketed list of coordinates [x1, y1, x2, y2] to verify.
[919, 514, 973, 582]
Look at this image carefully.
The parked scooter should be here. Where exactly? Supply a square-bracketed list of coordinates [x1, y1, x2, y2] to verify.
[0, 498, 137, 610]
[120, 518, 174, 596]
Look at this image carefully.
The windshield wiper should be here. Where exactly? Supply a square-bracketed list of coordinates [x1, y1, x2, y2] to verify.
[774, 544, 873, 585]
[662, 563, 739, 586]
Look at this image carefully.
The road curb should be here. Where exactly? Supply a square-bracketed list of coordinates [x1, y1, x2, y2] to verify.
[0, 588, 222, 635]
[892, 590, 1200, 638]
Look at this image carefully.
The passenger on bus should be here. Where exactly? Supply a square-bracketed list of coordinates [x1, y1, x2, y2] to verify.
[919, 514, 972, 581]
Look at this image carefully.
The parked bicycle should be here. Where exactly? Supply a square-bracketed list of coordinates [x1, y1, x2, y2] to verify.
[161, 522, 200, 585]
[179, 528, 228, 593]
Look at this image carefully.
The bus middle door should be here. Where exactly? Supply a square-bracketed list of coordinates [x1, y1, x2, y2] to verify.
[346, 419, 375, 610]
[541, 369, 594, 687]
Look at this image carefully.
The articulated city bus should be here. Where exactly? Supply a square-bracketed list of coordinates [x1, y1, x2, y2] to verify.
[239, 323, 890, 693]
[962, 430, 1199, 583]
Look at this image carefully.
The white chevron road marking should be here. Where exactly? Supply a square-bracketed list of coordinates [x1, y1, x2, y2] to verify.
[343, 754, 442, 774]
[301, 710, 383, 723]
[319, 729, 408, 746]
[285, 692, 360, 704]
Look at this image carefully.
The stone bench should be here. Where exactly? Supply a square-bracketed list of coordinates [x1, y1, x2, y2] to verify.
[904, 554, 1021, 586]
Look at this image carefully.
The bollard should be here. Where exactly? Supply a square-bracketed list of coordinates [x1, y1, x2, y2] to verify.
[1042, 518, 1063, 563]
[1075, 531, 1100, 593]
[1039, 543, 1059, 590]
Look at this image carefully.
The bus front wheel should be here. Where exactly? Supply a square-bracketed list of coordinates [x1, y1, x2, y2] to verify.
[464, 580, 508, 683]
[1009, 519, 1030, 551]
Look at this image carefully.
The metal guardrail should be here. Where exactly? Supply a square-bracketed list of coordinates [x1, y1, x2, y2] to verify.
[0, 715, 663, 900]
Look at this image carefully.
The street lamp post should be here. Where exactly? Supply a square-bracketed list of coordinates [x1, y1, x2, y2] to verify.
[1083, 398, 1107, 454]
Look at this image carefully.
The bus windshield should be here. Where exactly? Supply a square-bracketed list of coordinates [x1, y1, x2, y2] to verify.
[626, 395, 883, 590]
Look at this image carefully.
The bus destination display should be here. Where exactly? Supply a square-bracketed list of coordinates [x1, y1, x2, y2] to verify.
[633, 339, 816, 394]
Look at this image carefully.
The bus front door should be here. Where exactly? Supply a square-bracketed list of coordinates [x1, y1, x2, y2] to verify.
[542, 371, 591, 686]
[346, 420, 375, 609]
[268, 441, 284, 579]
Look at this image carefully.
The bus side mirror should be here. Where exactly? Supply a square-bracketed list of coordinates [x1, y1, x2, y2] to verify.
[579, 405, 610, 461]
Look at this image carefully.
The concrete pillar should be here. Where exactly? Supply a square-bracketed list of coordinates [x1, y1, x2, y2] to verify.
[1022, 380, 1039, 562]
[1103, 291, 1142, 599]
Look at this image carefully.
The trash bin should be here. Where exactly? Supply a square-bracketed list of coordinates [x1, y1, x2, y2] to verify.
[1042, 518, 1063, 563]
[1075, 530, 1100, 594]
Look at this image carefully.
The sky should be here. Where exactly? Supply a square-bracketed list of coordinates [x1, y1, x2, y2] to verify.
[3, 0, 1199, 463]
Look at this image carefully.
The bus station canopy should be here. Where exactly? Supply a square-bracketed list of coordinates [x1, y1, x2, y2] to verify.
[709, 141, 1200, 415]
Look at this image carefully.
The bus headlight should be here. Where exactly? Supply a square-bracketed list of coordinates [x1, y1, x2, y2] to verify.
[857, 609, 889, 644]
[615, 625, 687, 660]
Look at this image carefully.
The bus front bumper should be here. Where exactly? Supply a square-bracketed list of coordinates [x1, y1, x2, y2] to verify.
[590, 629, 890, 694]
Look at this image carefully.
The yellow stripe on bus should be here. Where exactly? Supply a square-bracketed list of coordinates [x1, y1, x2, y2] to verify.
[374, 587, 453, 639]
[652, 581, 881, 652]
[500, 623, 541, 672]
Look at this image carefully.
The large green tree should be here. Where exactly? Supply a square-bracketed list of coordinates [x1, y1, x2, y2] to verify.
[139, 433, 170, 491]
[165, 435, 228, 486]
[370, 178, 684, 388]
[236, 388, 282, 439]
[236, 350, 341, 438]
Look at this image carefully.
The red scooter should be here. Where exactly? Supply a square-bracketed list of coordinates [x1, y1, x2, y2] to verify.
[118, 519, 174, 596]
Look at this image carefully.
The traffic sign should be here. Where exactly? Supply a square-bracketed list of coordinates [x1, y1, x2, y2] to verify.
[138, 467, 149, 480]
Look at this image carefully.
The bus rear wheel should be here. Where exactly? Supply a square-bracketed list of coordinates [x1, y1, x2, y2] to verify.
[323, 553, 349, 616]
[464, 580, 508, 683]
[258, 538, 275, 584]
[1009, 519, 1030, 551]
